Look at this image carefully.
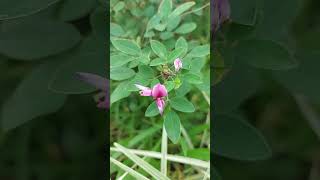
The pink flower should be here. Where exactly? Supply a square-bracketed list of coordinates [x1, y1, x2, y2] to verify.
[135, 83, 168, 115]
[174, 58, 183, 71]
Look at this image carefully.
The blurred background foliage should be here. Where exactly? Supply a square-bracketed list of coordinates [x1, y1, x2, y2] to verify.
[213, 0, 320, 179]
[0, 0, 107, 179]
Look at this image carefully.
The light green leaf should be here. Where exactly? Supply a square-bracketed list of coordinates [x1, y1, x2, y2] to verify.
[158, 0, 172, 19]
[111, 81, 131, 104]
[184, 73, 202, 84]
[113, 1, 125, 12]
[164, 111, 181, 144]
[164, 81, 175, 92]
[188, 44, 210, 57]
[111, 23, 125, 37]
[187, 148, 210, 161]
[111, 38, 141, 55]
[175, 37, 188, 57]
[150, 58, 167, 66]
[166, 15, 181, 31]
[170, 97, 195, 113]
[111, 67, 135, 81]
[150, 40, 168, 59]
[111, 54, 135, 68]
[168, 48, 184, 62]
[175, 22, 196, 34]
[170, 1, 195, 17]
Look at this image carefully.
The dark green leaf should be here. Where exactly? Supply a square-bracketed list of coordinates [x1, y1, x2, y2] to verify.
[110, 67, 135, 81]
[213, 114, 272, 160]
[1, 61, 67, 132]
[111, 38, 141, 55]
[164, 111, 181, 144]
[145, 102, 160, 117]
[0, 20, 81, 60]
[170, 97, 195, 113]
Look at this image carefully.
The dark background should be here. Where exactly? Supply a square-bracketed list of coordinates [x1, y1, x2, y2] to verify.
[0, 0, 107, 179]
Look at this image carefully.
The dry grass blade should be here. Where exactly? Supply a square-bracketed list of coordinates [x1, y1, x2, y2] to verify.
[110, 157, 150, 180]
[114, 143, 170, 180]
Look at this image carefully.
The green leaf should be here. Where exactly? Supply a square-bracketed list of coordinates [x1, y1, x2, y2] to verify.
[111, 81, 131, 105]
[0, 0, 59, 20]
[229, 0, 258, 25]
[188, 44, 210, 57]
[164, 111, 181, 144]
[49, 53, 106, 94]
[213, 114, 272, 160]
[110, 54, 134, 68]
[145, 102, 160, 117]
[175, 37, 188, 57]
[111, 23, 125, 37]
[164, 81, 175, 92]
[184, 73, 202, 85]
[138, 65, 154, 79]
[170, 2, 195, 17]
[175, 22, 197, 34]
[160, 32, 174, 40]
[0, 20, 81, 60]
[150, 40, 168, 59]
[58, 0, 96, 21]
[158, 0, 172, 19]
[168, 48, 184, 62]
[236, 39, 297, 70]
[1, 61, 67, 132]
[138, 53, 150, 65]
[150, 58, 167, 66]
[111, 67, 135, 81]
[113, 1, 125, 12]
[187, 148, 210, 161]
[170, 97, 195, 113]
[147, 14, 161, 31]
[90, 7, 107, 40]
[166, 15, 181, 31]
[111, 38, 141, 55]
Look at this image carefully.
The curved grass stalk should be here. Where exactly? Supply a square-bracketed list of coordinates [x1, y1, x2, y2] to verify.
[114, 143, 170, 180]
[110, 147, 210, 169]
[161, 125, 168, 176]
[110, 157, 150, 180]
[181, 124, 194, 149]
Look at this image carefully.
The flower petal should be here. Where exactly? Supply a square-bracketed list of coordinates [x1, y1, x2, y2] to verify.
[152, 83, 168, 99]
[156, 98, 165, 115]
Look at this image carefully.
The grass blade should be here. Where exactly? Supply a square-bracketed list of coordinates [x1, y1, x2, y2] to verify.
[114, 143, 170, 180]
[110, 157, 150, 180]
[161, 125, 168, 176]
[111, 147, 210, 169]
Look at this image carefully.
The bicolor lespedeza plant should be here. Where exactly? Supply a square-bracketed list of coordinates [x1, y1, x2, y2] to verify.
[110, 0, 210, 179]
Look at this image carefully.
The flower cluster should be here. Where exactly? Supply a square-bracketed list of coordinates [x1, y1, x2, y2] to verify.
[135, 58, 183, 115]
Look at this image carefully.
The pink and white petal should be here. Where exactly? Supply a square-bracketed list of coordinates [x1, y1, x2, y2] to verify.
[156, 98, 166, 115]
[135, 84, 150, 91]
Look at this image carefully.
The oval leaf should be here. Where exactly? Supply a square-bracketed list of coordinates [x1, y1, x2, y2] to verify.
[111, 38, 141, 55]
[164, 111, 181, 144]
[170, 97, 195, 113]
[213, 114, 272, 160]
[150, 40, 168, 59]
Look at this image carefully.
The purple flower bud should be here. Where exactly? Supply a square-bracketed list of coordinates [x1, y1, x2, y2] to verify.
[174, 58, 183, 72]
[212, 0, 231, 32]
